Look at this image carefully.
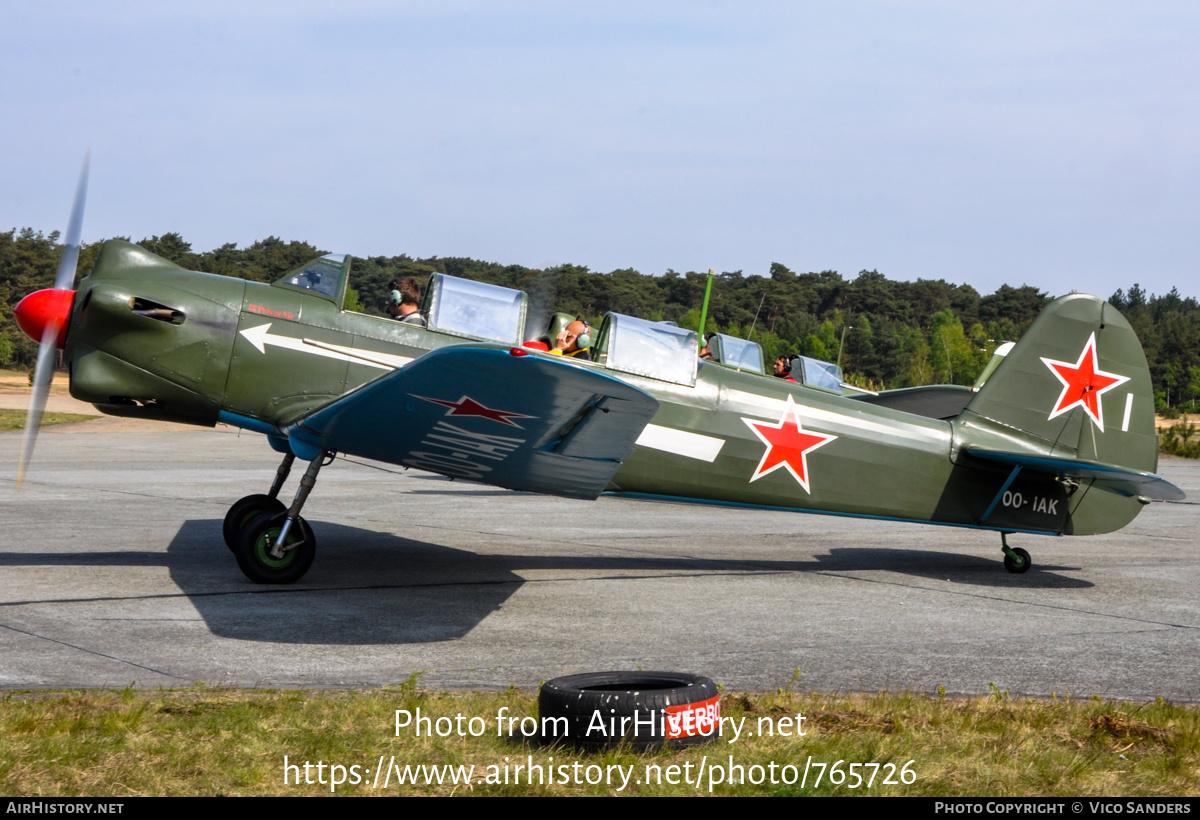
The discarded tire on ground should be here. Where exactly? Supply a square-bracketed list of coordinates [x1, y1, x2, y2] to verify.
[538, 671, 720, 749]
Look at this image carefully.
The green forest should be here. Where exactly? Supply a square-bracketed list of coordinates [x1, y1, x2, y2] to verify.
[3, 227, 1198, 414]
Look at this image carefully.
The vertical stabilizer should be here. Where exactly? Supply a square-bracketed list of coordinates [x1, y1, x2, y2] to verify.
[957, 293, 1157, 473]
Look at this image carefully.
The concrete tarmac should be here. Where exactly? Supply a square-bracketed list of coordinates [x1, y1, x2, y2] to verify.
[1, 421, 1198, 700]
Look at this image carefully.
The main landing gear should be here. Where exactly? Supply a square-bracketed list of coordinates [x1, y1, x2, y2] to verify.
[223, 449, 332, 584]
[1000, 532, 1032, 574]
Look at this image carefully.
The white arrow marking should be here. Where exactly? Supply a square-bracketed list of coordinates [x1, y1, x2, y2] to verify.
[239, 323, 412, 370]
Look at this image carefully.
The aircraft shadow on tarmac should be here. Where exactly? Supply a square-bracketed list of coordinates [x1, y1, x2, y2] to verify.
[0, 519, 1092, 645]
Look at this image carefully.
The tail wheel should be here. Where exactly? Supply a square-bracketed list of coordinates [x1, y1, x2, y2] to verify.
[234, 510, 316, 584]
[223, 494, 287, 552]
[1003, 547, 1032, 574]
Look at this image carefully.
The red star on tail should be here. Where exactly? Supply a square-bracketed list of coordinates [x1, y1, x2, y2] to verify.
[742, 395, 837, 493]
[1040, 333, 1129, 432]
[413, 394, 534, 427]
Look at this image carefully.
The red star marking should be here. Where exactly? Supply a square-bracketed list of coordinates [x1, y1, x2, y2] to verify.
[742, 396, 837, 493]
[1040, 333, 1129, 432]
[413, 394, 534, 427]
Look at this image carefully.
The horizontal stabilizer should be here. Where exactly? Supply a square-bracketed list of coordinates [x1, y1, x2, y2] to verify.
[287, 346, 659, 499]
[965, 447, 1185, 501]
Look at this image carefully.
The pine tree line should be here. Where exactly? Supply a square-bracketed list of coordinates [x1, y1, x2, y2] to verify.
[3, 227, 1197, 412]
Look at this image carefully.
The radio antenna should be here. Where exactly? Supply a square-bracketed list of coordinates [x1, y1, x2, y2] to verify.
[746, 291, 767, 340]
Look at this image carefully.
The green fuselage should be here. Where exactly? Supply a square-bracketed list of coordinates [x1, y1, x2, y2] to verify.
[63, 241, 1141, 539]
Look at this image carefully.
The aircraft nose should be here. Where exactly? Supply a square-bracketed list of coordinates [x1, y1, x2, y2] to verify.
[14, 288, 76, 348]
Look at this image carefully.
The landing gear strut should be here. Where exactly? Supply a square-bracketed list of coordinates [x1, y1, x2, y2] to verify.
[227, 450, 331, 584]
[1000, 532, 1031, 574]
[222, 452, 295, 551]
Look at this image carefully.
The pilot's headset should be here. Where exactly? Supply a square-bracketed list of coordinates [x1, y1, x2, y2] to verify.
[546, 312, 591, 350]
[574, 319, 592, 351]
[388, 290, 403, 308]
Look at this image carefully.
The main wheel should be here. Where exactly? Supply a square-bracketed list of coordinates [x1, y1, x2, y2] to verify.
[538, 671, 720, 749]
[1003, 547, 1032, 574]
[234, 510, 316, 584]
[223, 494, 286, 552]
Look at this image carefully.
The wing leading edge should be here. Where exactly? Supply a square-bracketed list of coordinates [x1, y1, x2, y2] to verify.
[285, 346, 660, 499]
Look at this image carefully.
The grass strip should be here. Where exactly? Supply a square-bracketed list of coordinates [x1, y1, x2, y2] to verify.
[2, 686, 1197, 796]
[0, 409, 98, 430]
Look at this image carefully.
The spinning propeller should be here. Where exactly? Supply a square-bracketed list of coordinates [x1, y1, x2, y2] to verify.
[13, 153, 89, 488]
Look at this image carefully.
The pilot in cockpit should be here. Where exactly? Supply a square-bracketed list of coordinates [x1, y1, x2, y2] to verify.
[773, 355, 798, 383]
[551, 319, 591, 361]
[386, 277, 426, 327]
[524, 313, 592, 361]
[288, 268, 324, 291]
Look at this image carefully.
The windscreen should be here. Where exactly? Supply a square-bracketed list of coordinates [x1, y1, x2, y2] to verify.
[276, 254, 348, 301]
[797, 356, 844, 393]
[713, 333, 765, 374]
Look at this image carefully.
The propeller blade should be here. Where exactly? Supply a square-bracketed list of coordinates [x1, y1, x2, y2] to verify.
[17, 152, 89, 488]
[16, 325, 61, 489]
[54, 151, 90, 291]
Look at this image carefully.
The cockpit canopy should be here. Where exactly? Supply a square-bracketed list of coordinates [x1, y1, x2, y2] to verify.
[424, 273, 528, 346]
[275, 257, 530, 347]
[704, 332, 765, 375]
[594, 313, 699, 387]
[271, 257, 839, 393]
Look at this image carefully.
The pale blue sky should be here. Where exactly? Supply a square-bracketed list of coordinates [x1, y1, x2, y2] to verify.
[3, 1, 1197, 299]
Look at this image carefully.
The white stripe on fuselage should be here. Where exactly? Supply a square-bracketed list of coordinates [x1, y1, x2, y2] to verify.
[635, 424, 725, 462]
[722, 388, 947, 442]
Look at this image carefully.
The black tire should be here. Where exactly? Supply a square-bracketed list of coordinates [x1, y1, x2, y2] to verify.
[1004, 546, 1032, 574]
[223, 494, 287, 552]
[538, 671, 720, 750]
[234, 510, 315, 584]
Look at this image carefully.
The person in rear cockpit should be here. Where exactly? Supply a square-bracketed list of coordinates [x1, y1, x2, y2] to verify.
[550, 319, 591, 361]
[386, 277, 426, 327]
[774, 355, 798, 383]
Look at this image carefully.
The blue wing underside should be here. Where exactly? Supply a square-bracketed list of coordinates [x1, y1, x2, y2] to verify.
[285, 346, 660, 499]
